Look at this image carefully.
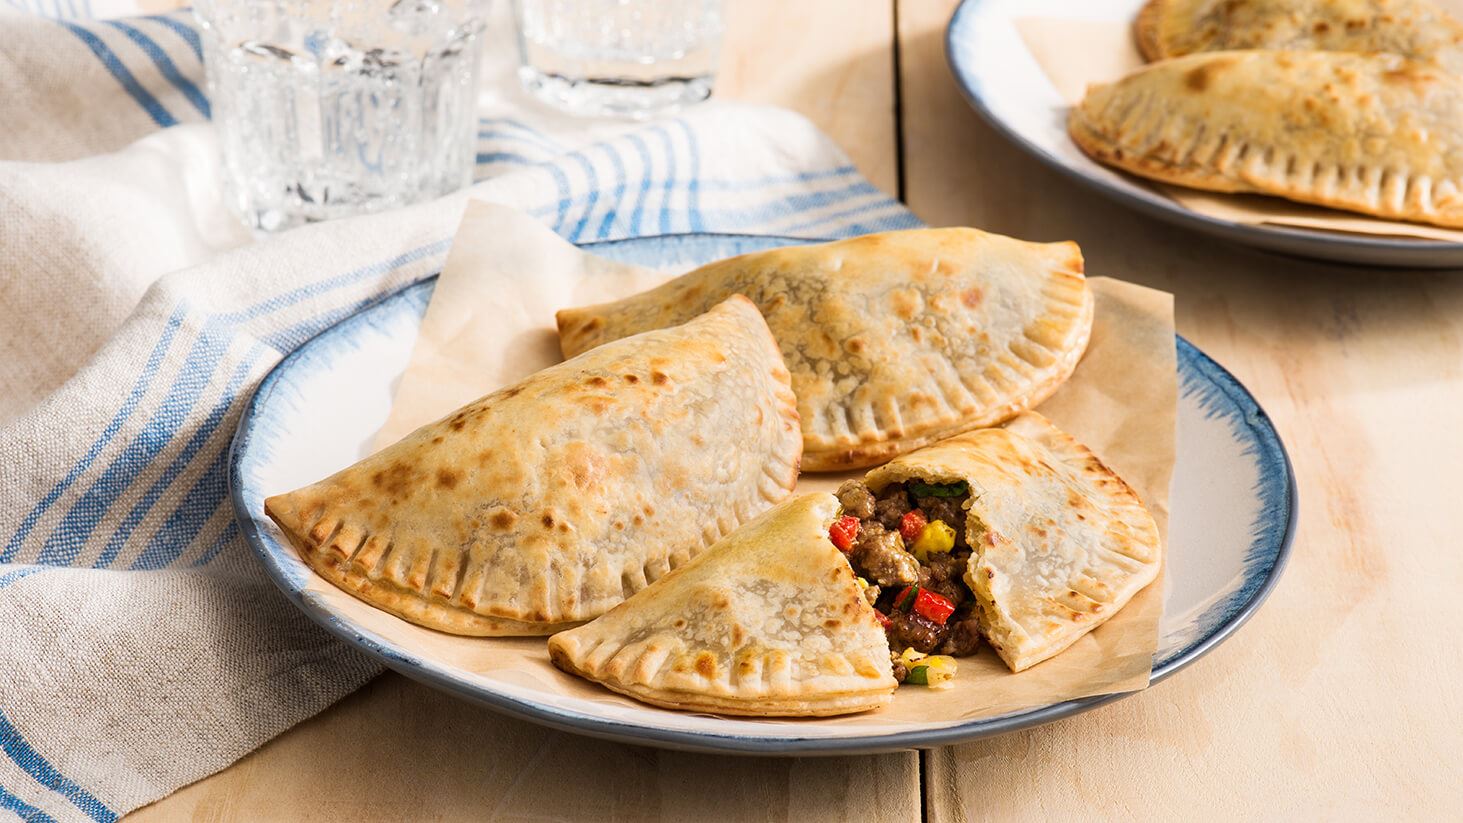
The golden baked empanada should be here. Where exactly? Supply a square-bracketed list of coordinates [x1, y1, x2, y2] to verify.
[557, 229, 1093, 471]
[863, 413, 1160, 672]
[1070, 50, 1463, 228]
[1135, 0, 1463, 66]
[265, 296, 801, 636]
[548, 493, 897, 716]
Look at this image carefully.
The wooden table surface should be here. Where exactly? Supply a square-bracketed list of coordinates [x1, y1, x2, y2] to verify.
[131, 1, 1462, 819]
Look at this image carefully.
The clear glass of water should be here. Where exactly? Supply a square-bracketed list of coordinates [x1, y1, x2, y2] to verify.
[512, 0, 725, 119]
[193, 0, 489, 232]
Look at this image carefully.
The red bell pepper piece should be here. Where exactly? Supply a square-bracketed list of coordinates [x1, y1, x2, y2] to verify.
[893, 585, 920, 612]
[913, 588, 956, 625]
[899, 509, 927, 543]
[829, 515, 860, 552]
[873, 610, 892, 630]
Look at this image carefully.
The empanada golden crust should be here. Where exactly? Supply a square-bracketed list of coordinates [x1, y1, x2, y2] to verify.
[1135, 0, 1463, 65]
[1070, 50, 1463, 228]
[557, 230, 1093, 472]
[265, 296, 802, 636]
[548, 494, 898, 717]
[864, 413, 1160, 673]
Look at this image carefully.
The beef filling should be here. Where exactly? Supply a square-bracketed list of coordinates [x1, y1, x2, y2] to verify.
[834, 479, 983, 682]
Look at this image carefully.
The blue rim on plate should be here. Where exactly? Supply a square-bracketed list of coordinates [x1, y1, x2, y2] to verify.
[945, 0, 1463, 269]
[229, 233, 1297, 755]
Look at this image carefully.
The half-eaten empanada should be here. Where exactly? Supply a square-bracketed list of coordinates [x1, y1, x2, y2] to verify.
[862, 413, 1161, 672]
[557, 229, 1093, 471]
[548, 493, 898, 717]
[265, 296, 801, 636]
[1070, 50, 1463, 228]
[1135, 0, 1463, 67]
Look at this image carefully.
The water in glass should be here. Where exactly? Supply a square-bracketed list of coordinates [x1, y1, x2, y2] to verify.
[513, 0, 724, 119]
[194, 0, 488, 232]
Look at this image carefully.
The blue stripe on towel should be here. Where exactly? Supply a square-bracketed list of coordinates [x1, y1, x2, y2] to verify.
[565, 149, 600, 243]
[698, 165, 859, 190]
[475, 151, 537, 167]
[543, 163, 573, 233]
[675, 120, 705, 232]
[650, 126, 677, 234]
[1, 306, 187, 563]
[129, 447, 230, 570]
[142, 14, 203, 63]
[0, 711, 115, 823]
[219, 239, 450, 325]
[189, 520, 240, 568]
[626, 133, 654, 236]
[0, 782, 57, 823]
[778, 197, 910, 235]
[0, 566, 43, 590]
[59, 22, 176, 127]
[101, 20, 210, 117]
[595, 142, 627, 240]
[37, 327, 233, 567]
[92, 346, 266, 569]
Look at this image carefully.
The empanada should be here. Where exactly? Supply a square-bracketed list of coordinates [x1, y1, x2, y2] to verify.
[1135, 0, 1463, 66]
[864, 413, 1160, 672]
[548, 493, 898, 716]
[557, 229, 1093, 471]
[1070, 50, 1463, 228]
[265, 296, 802, 636]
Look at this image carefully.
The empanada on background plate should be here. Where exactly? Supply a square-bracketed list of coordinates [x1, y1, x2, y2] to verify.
[945, 0, 1463, 266]
[232, 233, 1295, 754]
[1135, 0, 1463, 65]
[1070, 51, 1463, 229]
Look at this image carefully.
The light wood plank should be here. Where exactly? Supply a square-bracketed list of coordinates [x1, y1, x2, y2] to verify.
[900, 0, 1463, 818]
[128, 673, 920, 822]
[717, 0, 901, 196]
[129, 3, 912, 820]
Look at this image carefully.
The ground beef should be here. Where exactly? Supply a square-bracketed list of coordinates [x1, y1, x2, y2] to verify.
[835, 480, 876, 520]
[862, 583, 882, 606]
[936, 615, 982, 657]
[836, 479, 987, 663]
[918, 551, 969, 606]
[850, 523, 920, 587]
[890, 656, 909, 684]
[873, 484, 910, 530]
[887, 609, 947, 654]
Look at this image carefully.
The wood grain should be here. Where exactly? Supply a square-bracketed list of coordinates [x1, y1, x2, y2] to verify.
[127, 673, 920, 822]
[128, 2, 912, 820]
[130, 0, 1463, 818]
[717, 0, 901, 196]
[901, 0, 1463, 818]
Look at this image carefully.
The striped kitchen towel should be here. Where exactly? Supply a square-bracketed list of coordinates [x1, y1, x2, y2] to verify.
[0, 4, 918, 821]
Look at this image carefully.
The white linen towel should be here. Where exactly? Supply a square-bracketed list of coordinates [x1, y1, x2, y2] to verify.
[0, 5, 918, 820]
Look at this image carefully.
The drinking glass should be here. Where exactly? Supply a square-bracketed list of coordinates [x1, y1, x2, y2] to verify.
[194, 0, 489, 232]
[511, 0, 725, 119]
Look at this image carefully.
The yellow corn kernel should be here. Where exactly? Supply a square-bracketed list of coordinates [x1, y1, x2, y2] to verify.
[921, 655, 958, 688]
[857, 577, 870, 590]
[898, 647, 927, 667]
[912, 520, 956, 560]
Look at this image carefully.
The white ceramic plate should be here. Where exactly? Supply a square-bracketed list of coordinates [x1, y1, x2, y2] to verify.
[946, 0, 1463, 268]
[229, 233, 1295, 755]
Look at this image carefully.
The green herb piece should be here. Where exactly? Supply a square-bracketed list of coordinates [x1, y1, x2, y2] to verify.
[908, 480, 969, 499]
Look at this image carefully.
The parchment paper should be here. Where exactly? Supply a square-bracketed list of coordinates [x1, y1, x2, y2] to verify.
[1016, 14, 1463, 243]
[311, 201, 1177, 729]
